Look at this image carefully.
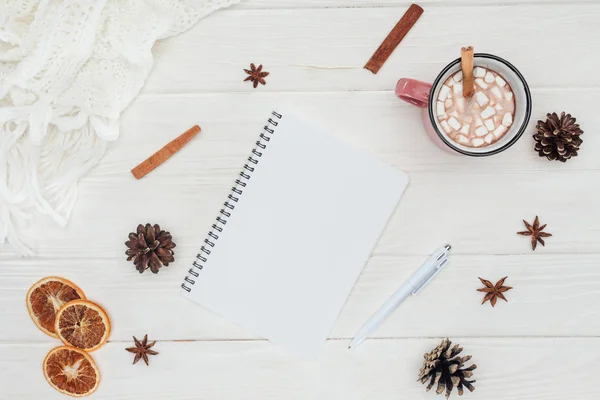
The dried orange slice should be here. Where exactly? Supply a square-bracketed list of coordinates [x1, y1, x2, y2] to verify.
[26, 277, 86, 337]
[43, 346, 100, 397]
[55, 300, 111, 352]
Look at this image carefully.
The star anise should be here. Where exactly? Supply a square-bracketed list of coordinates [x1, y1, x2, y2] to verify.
[243, 63, 269, 88]
[517, 216, 552, 251]
[477, 277, 512, 307]
[125, 334, 159, 366]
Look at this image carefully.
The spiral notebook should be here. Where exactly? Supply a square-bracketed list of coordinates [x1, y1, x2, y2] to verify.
[181, 111, 408, 357]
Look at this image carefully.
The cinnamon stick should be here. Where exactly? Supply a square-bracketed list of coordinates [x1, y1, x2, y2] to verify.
[364, 4, 424, 74]
[461, 46, 475, 98]
[131, 125, 201, 179]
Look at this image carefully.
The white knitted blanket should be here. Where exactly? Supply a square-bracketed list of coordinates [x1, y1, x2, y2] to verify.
[0, 0, 239, 254]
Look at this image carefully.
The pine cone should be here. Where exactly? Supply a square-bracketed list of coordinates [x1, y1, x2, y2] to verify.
[125, 224, 176, 274]
[534, 112, 583, 162]
[418, 338, 476, 398]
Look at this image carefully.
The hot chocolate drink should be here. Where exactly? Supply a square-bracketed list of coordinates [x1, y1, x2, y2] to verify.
[435, 67, 515, 148]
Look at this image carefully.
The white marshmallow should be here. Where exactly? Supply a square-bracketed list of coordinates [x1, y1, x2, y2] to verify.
[494, 103, 503, 111]
[484, 72, 495, 83]
[444, 99, 453, 108]
[505, 91, 513, 101]
[481, 106, 496, 119]
[436, 101, 446, 117]
[475, 125, 489, 137]
[449, 111, 459, 118]
[484, 119, 496, 131]
[448, 117, 461, 130]
[459, 124, 470, 134]
[491, 87, 502, 98]
[441, 120, 452, 134]
[438, 85, 451, 101]
[484, 133, 495, 144]
[493, 124, 507, 138]
[475, 79, 488, 89]
[475, 91, 489, 107]
[463, 115, 473, 123]
[495, 76, 506, 87]
[474, 117, 483, 127]
[473, 67, 486, 78]
[455, 98, 465, 112]
[457, 135, 470, 145]
[502, 113, 513, 127]
[453, 82, 463, 94]
[453, 71, 463, 82]
[471, 137, 485, 147]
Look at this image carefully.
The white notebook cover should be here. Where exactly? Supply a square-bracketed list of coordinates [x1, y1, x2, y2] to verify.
[181, 111, 408, 357]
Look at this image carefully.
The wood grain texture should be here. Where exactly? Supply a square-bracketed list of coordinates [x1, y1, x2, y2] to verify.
[144, 5, 600, 93]
[95, 89, 600, 176]
[5, 169, 600, 259]
[2, 255, 600, 342]
[0, 89, 594, 258]
[2, 339, 599, 399]
[2, 1, 600, 398]
[233, 0, 597, 8]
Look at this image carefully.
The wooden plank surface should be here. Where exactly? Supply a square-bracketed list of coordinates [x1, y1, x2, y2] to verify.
[233, 0, 598, 8]
[2, 1, 599, 399]
[2, 254, 600, 342]
[116, 90, 597, 174]
[0, 88, 593, 259]
[4, 167, 599, 257]
[145, 5, 600, 93]
[3, 339, 599, 399]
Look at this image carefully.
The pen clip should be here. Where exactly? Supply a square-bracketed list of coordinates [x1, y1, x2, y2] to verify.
[412, 257, 449, 295]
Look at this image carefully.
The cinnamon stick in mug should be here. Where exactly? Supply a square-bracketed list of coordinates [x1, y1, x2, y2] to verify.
[131, 125, 201, 179]
[461, 46, 475, 98]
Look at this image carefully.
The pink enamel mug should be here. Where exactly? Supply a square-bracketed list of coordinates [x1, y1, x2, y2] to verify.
[396, 53, 532, 156]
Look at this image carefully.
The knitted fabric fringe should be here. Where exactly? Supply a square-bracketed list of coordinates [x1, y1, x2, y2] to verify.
[0, 0, 239, 254]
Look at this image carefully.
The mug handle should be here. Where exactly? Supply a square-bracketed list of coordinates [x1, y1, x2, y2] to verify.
[395, 78, 432, 108]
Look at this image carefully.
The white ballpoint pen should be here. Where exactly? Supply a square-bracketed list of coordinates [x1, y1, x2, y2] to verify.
[348, 245, 452, 349]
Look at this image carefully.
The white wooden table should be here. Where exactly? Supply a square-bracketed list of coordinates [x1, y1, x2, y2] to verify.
[2, 1, 600, 398]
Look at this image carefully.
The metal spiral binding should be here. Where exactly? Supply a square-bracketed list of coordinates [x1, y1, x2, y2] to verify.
[182, 111, 283, 292]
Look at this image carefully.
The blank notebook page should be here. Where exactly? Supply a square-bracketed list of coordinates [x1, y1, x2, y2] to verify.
[181, 111, 408, 357]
